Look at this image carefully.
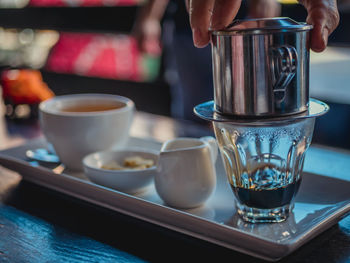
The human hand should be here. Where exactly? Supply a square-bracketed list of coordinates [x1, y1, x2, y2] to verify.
[188, 0, 339, 52]
[299, 0, 339, 52]
[187, 0, 280, 48]
[187, 0, 242, 48]
[132, 0, 168, 55]
[132, 17, 162, 55]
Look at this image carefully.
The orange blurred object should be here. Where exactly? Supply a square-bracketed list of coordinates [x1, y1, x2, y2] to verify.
[1, 69, 54, 105]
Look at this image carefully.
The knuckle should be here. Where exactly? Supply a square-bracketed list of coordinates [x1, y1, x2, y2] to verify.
[307, 3, 340, 32]
[327, 7, 340, 32]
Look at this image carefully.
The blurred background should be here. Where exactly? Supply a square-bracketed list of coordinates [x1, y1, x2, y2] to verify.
[0, 0, 349, 149]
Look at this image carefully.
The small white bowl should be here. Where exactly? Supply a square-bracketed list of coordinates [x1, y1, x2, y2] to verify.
[83, 149, 159, 194]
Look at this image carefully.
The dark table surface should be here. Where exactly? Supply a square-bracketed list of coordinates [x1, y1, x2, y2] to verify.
[0, 112, 349, 263]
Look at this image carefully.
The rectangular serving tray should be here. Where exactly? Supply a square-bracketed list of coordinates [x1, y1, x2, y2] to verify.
[0, 137, 349, 261]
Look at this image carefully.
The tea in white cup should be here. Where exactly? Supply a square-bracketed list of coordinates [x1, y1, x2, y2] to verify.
[39, 94, 135, 171]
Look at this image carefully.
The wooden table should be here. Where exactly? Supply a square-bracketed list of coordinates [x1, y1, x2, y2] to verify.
[0, 112, 349, 262]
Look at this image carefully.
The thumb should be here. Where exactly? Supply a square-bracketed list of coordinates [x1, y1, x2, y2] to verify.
[299, 0, 339, 52]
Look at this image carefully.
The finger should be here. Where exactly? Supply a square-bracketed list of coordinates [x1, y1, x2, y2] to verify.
[210, 0, 242, 30]
[299, 0, 339, 52]
[189, 0, 215, 48]
[306, 9, 329, 52]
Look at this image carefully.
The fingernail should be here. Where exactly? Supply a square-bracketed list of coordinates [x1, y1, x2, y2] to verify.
[322, 28, 329, 48]
[192, 28, 202, 47]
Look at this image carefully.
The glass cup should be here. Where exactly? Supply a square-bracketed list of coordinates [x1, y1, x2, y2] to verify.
[213, 118, 315, 223]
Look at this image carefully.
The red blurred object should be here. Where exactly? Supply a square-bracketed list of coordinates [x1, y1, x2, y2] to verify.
[29, 0, 142, 7]
[1, 69, 54, 105]
[46, 32, 151, 81]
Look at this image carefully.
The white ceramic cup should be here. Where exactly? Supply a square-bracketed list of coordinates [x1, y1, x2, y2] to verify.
[39, 94, 134, 171]
[154, 136, 218, 209]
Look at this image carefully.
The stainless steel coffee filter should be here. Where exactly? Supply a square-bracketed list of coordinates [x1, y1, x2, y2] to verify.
[211, 18, 313, 117]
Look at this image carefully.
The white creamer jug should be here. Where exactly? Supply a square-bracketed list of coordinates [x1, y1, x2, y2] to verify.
[155, 136, 218, 209]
